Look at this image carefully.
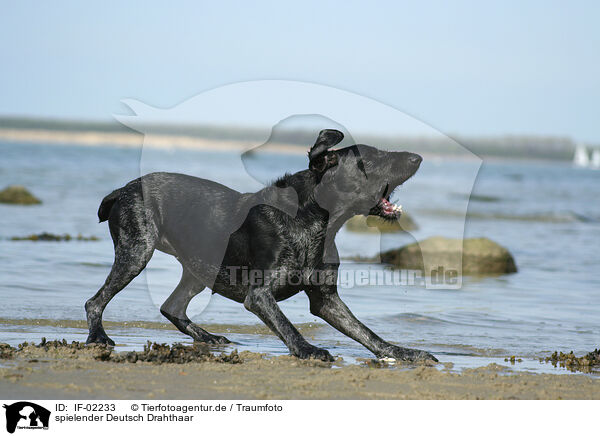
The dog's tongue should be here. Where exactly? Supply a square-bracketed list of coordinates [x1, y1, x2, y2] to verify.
[381, 198, 402, 215]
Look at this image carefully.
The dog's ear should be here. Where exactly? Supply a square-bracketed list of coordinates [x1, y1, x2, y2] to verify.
[308, 129, 343, 172]
[309, 129, 344, 160]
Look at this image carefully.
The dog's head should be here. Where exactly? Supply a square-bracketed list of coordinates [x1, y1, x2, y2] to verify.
[309, 129, 422, 221]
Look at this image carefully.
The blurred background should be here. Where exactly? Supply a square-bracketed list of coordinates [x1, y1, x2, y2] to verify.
[0, 1, 598, 373]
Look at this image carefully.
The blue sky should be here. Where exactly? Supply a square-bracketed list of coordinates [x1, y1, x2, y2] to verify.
[0, 1, 599, 141]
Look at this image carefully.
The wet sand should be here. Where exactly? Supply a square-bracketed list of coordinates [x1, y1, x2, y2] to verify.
[1, 341, 598, 400]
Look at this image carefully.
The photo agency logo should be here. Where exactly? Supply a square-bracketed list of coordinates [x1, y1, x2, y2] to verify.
[114, 80, 480, 316]
[3, 402, 50, 433]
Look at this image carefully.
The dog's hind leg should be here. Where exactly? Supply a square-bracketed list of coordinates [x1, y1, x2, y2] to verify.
[160, 269, 230, 344]
[307, 288, 438, 362]
[86, 196, 157, 345]
[85, 243, 155, 345]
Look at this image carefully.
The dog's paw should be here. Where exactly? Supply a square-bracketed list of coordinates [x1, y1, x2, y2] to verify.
[86, 330, 115, 346]
[188, 328, 231, 344]
[380, 345, 438, 363]
[192, 334, 231, 345]
[294, 345, 334, 362]
[205, 334, 231, 345]
[187, 324, 231, 344]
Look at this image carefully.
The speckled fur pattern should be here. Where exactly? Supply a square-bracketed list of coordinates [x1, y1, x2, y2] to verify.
[85, 129, 437, 362]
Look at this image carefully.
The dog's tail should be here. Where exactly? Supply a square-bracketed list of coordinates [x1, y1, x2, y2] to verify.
[98, 189, 121, 223]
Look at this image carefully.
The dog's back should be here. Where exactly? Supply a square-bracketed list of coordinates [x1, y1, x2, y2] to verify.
[99, 172, 245, 258]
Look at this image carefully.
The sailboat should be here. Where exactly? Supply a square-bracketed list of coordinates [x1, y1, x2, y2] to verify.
[573, 144, 590, 167]
[591, 149, 600, 169]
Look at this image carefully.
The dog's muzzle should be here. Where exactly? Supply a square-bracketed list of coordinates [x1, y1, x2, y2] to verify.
[368, 183, 403, 220]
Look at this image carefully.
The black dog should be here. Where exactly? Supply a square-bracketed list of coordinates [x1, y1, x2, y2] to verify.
[85, 129, 436, 362]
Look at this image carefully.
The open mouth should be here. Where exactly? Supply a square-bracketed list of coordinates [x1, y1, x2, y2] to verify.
[368, 183, 403, 220]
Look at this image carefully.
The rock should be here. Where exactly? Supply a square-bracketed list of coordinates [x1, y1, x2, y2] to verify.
[0, 185, 41, 205]
[0, 343, 15, 359]
[380, 236, 517, 275]
[345, 213, 418, 233]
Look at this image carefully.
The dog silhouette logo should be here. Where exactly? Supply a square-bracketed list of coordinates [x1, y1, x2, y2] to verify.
[3, 402, 50, 433]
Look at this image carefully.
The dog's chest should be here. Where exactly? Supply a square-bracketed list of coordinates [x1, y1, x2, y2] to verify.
[284, 222, 326, 268]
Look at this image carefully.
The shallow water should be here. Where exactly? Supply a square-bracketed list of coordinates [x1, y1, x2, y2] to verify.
[1, 140, 599, 375]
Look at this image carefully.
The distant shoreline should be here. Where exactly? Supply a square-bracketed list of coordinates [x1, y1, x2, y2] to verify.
[0, 128, 494, 163]
[0, 127, 310, 155]
[0, 115, 578, 161]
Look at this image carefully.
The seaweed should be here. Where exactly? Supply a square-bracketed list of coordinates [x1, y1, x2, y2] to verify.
[0, 338, 241, 365]
[541, 349, 600, 373]
[106, 341, 242, 364]
[10, 233, 100, 241]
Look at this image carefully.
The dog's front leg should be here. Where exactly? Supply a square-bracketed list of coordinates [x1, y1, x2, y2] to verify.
[244, 286, 333, 361]
[308, 289, 437, 362]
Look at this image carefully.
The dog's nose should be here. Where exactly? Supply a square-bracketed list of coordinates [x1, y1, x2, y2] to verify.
[409, 154, 422, 165]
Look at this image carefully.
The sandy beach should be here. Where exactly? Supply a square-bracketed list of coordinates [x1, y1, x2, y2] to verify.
[1, 341, 598, 400]
[0, 127, 309, 155]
